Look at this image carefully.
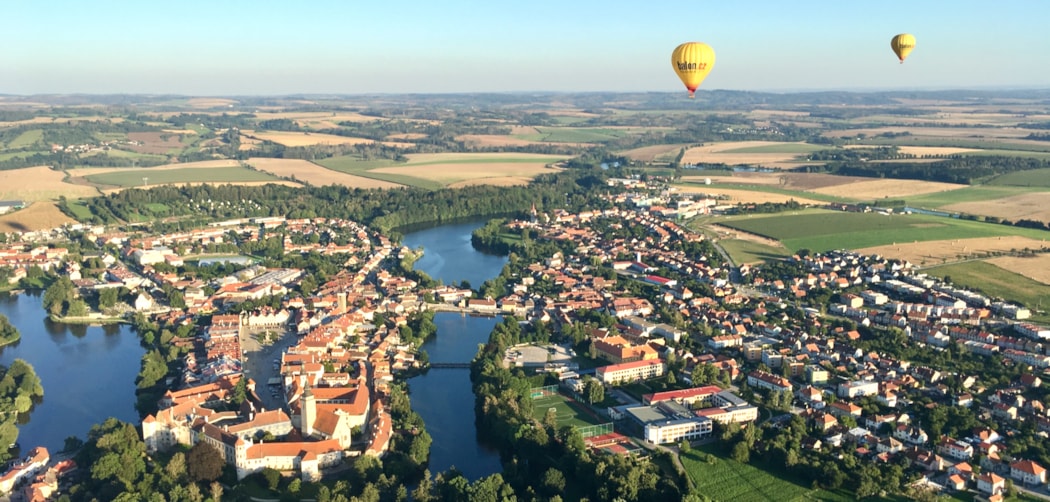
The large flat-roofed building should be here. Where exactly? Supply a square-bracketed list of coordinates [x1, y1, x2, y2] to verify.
[625, 401, 714, 445]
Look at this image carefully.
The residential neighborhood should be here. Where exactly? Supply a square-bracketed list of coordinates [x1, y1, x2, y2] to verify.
[0, 182, 1047, 500]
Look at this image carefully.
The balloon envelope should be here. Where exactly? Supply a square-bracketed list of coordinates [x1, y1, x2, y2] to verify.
[891, 33, 916, 63]
[671, 42, 716, 98]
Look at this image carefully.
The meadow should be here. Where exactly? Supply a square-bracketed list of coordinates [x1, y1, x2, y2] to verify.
[5, 129, 43, 148]
[925, 261, 1050, 321]
[718, 209, 1050, 252]
[85, 166, 280, 187]
[719, 238, 793, 265]
[986, 168, 1050, 187]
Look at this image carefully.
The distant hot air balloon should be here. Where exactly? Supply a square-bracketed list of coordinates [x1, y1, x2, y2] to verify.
[671, 42, 716, 98]
[890, 33, 916, 63]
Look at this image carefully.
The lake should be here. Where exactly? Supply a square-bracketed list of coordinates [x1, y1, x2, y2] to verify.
[0, 292, 145, 455]
[401, 220, 509, 290]
[402, 219, 507, 481]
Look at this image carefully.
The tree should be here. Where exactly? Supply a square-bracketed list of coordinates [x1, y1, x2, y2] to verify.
[261, 467, 281, 491]
[731, 441, 750, 463]
[67, 298, 89, 317]
[99, 288, 119, 309]
[186, 442, 224, 482]
[541, 468, 566, 497]
[43, 277, 75, 316]
[210, 481, 224, 502]
[586, 377, 605, 404]
[165, 452, 186, 482]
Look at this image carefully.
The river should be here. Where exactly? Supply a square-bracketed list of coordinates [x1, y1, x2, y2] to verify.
[402, 219, 507, 481]
[0, 292, 145, 455]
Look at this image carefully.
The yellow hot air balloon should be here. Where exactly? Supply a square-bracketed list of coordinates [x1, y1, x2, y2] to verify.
[672, 42, 716, 98]
[890, 33, 916, 63]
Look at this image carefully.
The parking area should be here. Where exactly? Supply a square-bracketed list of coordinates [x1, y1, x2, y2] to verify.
[240, 328, 298, 411]
[504, 343, 576, 368]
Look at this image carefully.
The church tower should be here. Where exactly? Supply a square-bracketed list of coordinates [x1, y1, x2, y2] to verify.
[302, 383, 316, 438]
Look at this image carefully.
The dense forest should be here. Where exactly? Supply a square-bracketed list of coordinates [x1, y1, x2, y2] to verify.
[61, 170, 611, 234]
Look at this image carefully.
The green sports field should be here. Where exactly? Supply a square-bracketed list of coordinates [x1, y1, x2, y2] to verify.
[531, 392, 603, 429]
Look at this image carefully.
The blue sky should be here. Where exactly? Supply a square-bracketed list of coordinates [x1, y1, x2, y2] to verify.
[3, 0, 1048, 95]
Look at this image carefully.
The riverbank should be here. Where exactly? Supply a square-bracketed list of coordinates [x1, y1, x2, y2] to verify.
[48, 314, 129, 325]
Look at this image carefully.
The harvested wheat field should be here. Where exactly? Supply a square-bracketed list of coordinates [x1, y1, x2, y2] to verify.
[680, 141, 815, 167]
[247, 158, 402, 189]
[810, 179, 966, 199]
[244, 131, 375, 147]
[621, 144, 689, 162]
[942, 192, 1050, 223]
[856, 236, 1050, 267]
[186, 98, 238, 109]
[0, 166, 100, 200]
[404, 153, 566, 164]
[986, 254, 1050, 285]
[0, 202, 76, 233]
[252, 111, 381, 124]
[127, 131, 187, 154]
[673, 185, 826, 205]
[372, 162, 561, 186]
[681, 172, 900, 192]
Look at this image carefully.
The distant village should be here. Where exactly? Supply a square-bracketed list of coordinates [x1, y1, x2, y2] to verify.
[0, 177, 1048, 500]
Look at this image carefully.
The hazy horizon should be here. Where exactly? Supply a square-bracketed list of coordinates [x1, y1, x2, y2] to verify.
[4, 0, 1048, 96]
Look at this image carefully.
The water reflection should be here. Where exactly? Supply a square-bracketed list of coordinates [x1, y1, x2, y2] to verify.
[402, 220, 509, 481]
[0, 292, 145, 453]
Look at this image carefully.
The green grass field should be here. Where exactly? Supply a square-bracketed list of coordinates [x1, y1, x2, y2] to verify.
[6, 129, 43, 149]
[718, 209, 1050, 252]
[62, 200, 94, 220]
[721, 143, 826, 154]
[531, 392, 602, 429]
[986, 168, 1050, 187]
[925, 261, 1050, 320]
[84, 167, 280, 187]
[681, 447, 840, 502]
[719, 238, 793, 265]
[0, 150, 46, 161]
[903, 185, 1041, 209]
